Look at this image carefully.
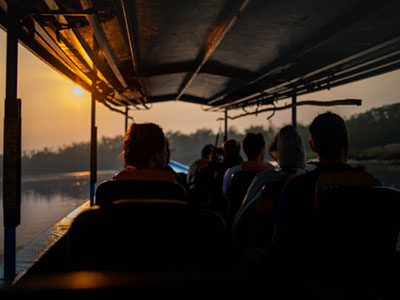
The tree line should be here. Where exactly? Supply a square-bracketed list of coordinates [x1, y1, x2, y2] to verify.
[0, 102, 398, 176]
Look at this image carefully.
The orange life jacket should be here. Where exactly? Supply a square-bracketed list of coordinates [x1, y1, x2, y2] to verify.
[314, 168, 380, 209]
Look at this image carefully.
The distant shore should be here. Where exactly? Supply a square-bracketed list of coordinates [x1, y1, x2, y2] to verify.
[349, 143, 400, 161]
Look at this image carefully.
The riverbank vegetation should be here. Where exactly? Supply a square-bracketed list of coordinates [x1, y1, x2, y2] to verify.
[0, 102, 399, 176]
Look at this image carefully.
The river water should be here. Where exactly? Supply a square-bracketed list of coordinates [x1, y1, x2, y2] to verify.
[0, 170, 116, 263]
[0, 160, 399, 263]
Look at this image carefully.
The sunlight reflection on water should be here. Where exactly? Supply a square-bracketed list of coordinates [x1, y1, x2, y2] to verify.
[0, 170, 116, 262]
[0, 161, 399, 262]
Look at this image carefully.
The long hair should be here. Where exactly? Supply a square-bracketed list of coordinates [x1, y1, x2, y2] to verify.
[269, 125, 306, 169]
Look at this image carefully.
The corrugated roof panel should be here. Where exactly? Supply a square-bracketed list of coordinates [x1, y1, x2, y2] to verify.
[0, 0, 400, 112]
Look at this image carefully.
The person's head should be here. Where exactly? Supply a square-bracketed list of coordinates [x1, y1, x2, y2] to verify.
[201, 144, 215, 159]
[309, 112, 349, 163]
[222, 139, 241, 160]
[123, 123, 168, 169]
[269, 125, 306, 169]
[242, 133, 265, 161]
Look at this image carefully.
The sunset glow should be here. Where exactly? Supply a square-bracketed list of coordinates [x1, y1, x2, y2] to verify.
[73, 85, 84, 97]
[1, 29, 400, 153]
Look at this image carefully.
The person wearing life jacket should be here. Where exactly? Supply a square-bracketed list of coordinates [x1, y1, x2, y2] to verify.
[274, 112, 380, 250]
[222, 133, 274, 200]
[271, 112, 381, 295]
[114, 123, 177, 183]
[233, 125, 306, 252]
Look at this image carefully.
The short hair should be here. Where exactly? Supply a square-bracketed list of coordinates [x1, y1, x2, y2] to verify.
[123, 123, 166, 168]
[201, 144, 215, 158]
[309, 112, 349, 156]
[222, 139, 240, 157]
[242, 133, 265, 160]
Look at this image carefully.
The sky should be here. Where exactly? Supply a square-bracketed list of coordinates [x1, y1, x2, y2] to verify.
[1, 29, 400, 153]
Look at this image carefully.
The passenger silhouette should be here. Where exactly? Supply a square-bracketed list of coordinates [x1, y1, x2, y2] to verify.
[273, 112, 385, 296]
[68, 123, 232, 272]
[208, 139, 243, 215]
[113, 123, 176, 182]
[233, 125, 306, 253]
[275, 112, 380, 247]
[186, 144, 215, 205]
[187, 144, 215, 190]
[164, 138, 190, 194]
[223, 133, 274, 226]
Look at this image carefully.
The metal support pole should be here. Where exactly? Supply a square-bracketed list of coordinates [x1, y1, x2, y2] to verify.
[224, 109, 228, 141]
[125, 106, 129, 133]
[90, 94, 97, 206]
[3, 1, 21, 283]
[292, 90, 297, 128]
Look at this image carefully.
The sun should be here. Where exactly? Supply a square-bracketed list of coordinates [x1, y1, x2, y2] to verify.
[73, 85, 84, 97]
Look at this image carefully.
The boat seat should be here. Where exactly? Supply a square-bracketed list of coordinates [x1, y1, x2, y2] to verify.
[233, 179, 286, 250]
[308, 186, 400, 293]
[66, 199, 232, 272]
[95, 179, 187, 205]
[226, 170, 260, 226]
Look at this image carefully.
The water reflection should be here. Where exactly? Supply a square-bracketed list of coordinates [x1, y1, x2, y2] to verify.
[349, 160, 400, 188]
[0, 170, 116, 263]
[19, 170, 116, 201]
[0, 161, 399, 262]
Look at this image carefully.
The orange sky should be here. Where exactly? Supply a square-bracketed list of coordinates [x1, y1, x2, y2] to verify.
[1, 29, 400, 152]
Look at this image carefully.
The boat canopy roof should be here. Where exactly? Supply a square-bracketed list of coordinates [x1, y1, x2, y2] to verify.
[1, 0, 400, 114]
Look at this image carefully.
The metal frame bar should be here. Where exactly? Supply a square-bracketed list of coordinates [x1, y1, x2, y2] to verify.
[292, 90, 297, 129]
[90, 93, 97, 207]
[224, 109, 228, 141]
[120, 0, 149, 105]
[206, 1, 394, 107]
[31, 18, 92, 87]
[124, 106, 129, 133]
[69, 29, 128, 106]
[220, 99, 362, 121]
[3, 0, 21, 283]
[35, 2, 132, 114]
[81, 0, 145, 108]
[175, 0, 250, 101]
[43, 1, 113, 87]
[241, 59, 400, 115]
[207, 35, 400, 111]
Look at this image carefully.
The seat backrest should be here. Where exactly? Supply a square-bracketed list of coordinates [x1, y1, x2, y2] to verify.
[66, 199, 232, 272]
[95, 180, 187, 205]
[227, 170, 260, 226]
[233, 179, 287, 249]
[311, 186, 400, 287]
[314, 168, 380, 209]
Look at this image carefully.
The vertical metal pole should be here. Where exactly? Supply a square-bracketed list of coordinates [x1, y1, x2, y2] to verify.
[292, 90, 297, 129]
[3, 1, 21, 283]
[90, 94, 97, 206]
[224, 109, 228, 141]
[124, 106, 129, 133]
[90, 35, 98, 206]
